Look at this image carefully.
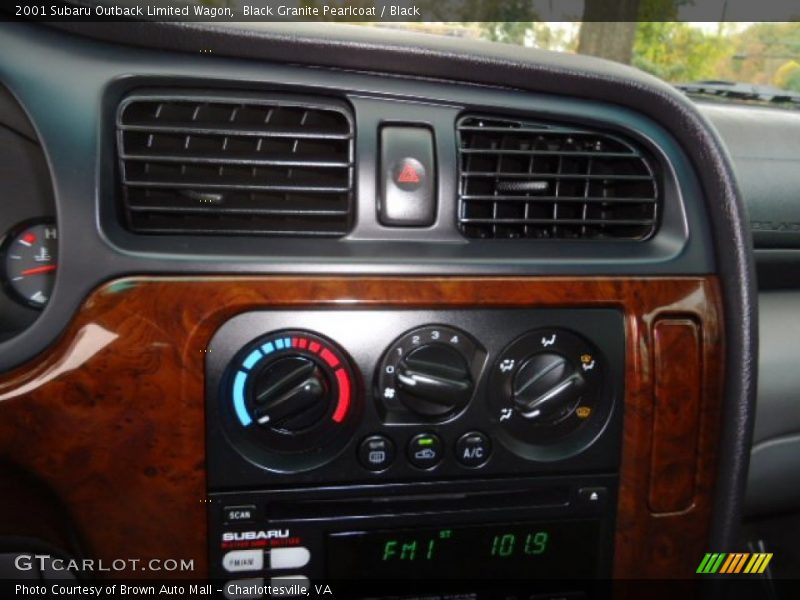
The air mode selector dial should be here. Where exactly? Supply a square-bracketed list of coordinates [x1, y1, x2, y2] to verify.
[489, 328, 611, 462]
[512, 353, 585, 423]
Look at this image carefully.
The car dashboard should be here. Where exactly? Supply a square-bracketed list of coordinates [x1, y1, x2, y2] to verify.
[0, 21, 783, 597]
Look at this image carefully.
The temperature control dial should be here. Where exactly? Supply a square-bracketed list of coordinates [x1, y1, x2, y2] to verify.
[222, 330, 360, 473]
[250, 355, 330, 433]
[490, 329, 610, 462]
[377, 325, 484, 423]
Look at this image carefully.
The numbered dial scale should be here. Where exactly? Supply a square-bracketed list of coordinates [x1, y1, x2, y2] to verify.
[376, 325, 485, 423]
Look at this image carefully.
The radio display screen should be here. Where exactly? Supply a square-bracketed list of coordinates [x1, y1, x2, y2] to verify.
[326, 519, 600, 579]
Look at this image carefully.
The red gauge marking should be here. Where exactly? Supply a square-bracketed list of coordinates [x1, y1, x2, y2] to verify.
[309, 341, 321, 353]
[291, 337, 299, 348]
[332, 368, 351, 423]
[298, 338, 308, 350]
[319, 348, 340, 368]
[22, 233, 36, 244]
[20, 264, 57, 277]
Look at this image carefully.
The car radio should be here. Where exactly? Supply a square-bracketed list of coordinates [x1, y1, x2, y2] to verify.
[205, 309, 624, 594]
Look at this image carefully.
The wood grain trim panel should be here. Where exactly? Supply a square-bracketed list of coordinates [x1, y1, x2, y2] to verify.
[0, 276, 723, 579]
[649, 318, 703, 514]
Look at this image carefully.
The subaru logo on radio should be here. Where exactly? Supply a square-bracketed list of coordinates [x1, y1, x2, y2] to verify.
[222, 529, 290, 542]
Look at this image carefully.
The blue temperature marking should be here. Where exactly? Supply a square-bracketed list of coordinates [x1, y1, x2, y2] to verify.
[233, 371, 252, 427]
[283, 337, 292, 348]
[275, 338, 285, 350]
[261, 341, 275, 355]
[242, 349, 262, 371]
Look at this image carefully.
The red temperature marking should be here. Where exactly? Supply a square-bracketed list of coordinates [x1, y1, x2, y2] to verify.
[297, 338, 308, 350]
[22, 233, 37, 244]
[291, 337, 299, 348]
[319, 347, 339, 368]
[308, 341, 321, 353]
[20, 264, 57, 277]
[332, 368, 351, 423]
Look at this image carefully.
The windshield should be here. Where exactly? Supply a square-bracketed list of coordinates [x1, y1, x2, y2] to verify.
[365, 21, 800, 98]
[120, 0, 800, 103]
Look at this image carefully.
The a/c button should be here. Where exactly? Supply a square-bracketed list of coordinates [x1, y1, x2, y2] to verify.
[455, 431, 491, 468]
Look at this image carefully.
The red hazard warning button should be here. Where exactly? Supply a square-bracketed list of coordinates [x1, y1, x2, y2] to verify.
[395, 160, 423, 186]
[380, 127, 436, 227]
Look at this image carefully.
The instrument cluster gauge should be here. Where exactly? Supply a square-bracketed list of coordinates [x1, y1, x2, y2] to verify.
[1, 220, 58, 308]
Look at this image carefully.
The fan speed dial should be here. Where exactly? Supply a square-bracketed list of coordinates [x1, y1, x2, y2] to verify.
[376, 325, 484, 423]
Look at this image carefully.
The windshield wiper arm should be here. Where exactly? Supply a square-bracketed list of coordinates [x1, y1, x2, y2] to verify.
[675, 80, 800, 105]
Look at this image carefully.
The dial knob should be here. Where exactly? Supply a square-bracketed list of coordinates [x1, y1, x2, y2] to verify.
[221, 330, 358, 473]
[249, 355, 331, 434]
[396, 344, 474, 417]
[512, 353, 585, 423]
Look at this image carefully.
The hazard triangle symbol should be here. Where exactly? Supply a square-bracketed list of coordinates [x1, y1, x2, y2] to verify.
[397, 163, 421, 184]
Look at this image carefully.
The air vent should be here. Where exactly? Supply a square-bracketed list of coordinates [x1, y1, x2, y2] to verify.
[457, 116, 660, 240]
[116, 93, 354, 236]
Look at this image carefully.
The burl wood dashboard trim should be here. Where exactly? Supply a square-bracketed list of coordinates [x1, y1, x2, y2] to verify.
[0, 276, 723, 579]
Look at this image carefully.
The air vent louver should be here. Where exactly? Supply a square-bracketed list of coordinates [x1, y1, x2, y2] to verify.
[457, 116, 660, 240]
[117, 94, 354, 236]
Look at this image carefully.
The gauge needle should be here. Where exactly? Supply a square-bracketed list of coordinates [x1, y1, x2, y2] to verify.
[20, 264, 57, 277]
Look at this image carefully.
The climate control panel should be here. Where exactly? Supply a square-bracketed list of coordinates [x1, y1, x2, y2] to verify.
[205, 309, 624, 489]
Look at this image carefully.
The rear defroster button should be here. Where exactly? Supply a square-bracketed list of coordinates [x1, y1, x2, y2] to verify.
[358, 434, 395, 471]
